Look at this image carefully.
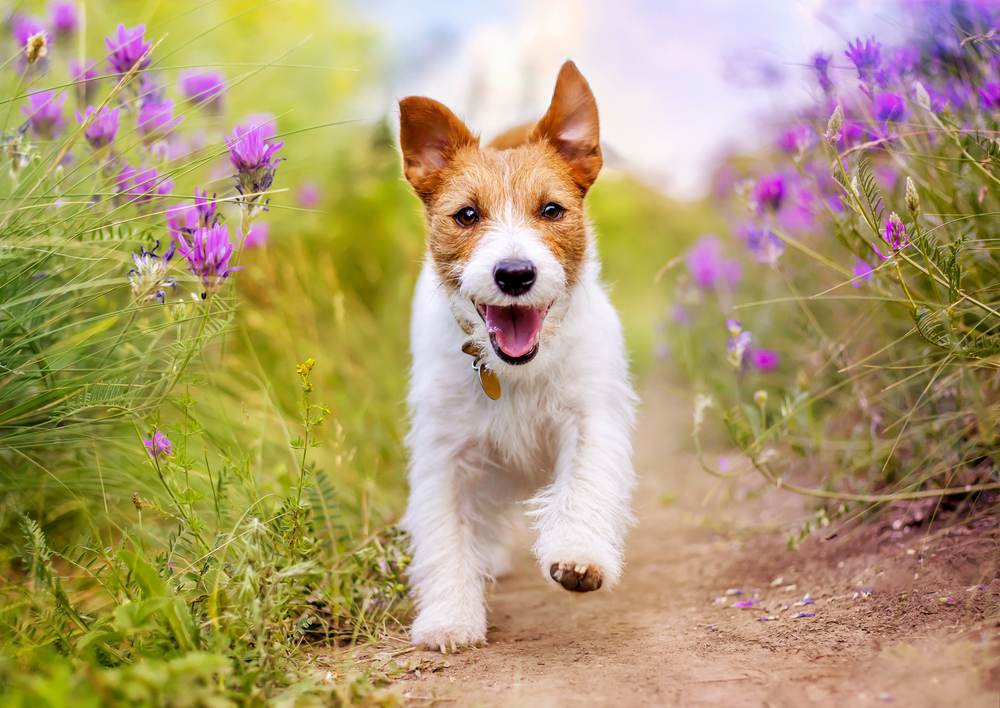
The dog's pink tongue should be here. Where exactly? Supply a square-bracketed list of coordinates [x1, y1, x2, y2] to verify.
[484, 305, 544, 358]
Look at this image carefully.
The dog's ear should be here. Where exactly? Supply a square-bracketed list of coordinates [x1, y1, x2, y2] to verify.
[399, 96, 477, 200]
[531, 60, 602, 192]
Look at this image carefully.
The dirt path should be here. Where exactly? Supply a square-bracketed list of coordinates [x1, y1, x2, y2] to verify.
[332, 380, 1000, 706]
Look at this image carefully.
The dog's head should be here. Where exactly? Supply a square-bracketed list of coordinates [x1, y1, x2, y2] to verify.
[399, 61, 601, 369]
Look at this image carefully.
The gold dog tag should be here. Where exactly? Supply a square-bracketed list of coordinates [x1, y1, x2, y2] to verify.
[461, 338, 501, 400]
[478, 364, 501, 400]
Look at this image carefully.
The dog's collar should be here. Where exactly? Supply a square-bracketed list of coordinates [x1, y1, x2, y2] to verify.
[461, 339, 501, 400]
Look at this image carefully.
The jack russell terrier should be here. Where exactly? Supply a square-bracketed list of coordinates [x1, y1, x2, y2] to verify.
[398, 60, 636, 652]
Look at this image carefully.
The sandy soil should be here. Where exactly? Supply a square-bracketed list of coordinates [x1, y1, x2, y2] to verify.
[325, 380, 1000, 707]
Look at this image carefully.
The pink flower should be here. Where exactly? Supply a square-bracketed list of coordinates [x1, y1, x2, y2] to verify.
[176, 224, 237, 297]
[297, 180, 321, 208]
[144, 430, 172, 459]
[243, 221, 269, 248]
[749, 348, 780, 372]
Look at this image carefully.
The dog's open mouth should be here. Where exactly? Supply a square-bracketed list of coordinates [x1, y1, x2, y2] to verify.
[477, 303, 549, 365]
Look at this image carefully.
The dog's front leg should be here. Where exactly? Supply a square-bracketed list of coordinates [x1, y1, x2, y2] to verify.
[531, 407, 635, 592]
[402, 445, 491, 651]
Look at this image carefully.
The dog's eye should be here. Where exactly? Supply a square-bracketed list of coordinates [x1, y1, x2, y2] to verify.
[540, 202, 565, 221]
[453, 206, 480, 227]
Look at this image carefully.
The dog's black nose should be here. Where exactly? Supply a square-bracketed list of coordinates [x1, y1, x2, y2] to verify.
[493, 259, 536, 296]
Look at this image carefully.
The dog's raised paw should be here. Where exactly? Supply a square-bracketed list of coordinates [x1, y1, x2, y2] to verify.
[549, 562, 603, 592]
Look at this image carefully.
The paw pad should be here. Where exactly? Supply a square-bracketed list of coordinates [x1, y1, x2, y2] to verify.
[549, 562, 603, 592]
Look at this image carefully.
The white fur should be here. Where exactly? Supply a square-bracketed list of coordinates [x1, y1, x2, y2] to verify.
[402, 217, 637, 652]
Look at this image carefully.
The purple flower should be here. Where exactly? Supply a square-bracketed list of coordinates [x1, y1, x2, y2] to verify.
[836, 113, 874, 150]
[727, 330, 752, 369]
[166, 205, 198, 242]
[243, 221, 269, 248]
[193, 188, 219, 227]
[745, 226, 784, 265]
[144, 430, 172, 459]
[872, 212, 909, 261]
[732, 600, 756, 609]
[177, 224, 237, 297]
[754, 175, 785, 213]
[884, 212, 907, 250]
[777, 183, 816, 233]
[137, 97, 182, 138]
[874, 92, 905, 122]
[129, 241, 176, 304]
[811, 52, 833, 93]
[50, 1, 78, 36]
[21, 91, 67, 139]
[178, 70, 226, 110]
[105, 24, 151, 75]
[235, 113, 277, 142]
[226, 123, 284, 209]
[166, 188, 218, 241]
[778, 125, 813, 155]
[297, 180, 321, 208]
[76, 106, 120, 149]
[70, 61, 100, 105]
[115, 165, 174, 205]
[686, 236, 742, 290]
[886, 46, 919, 81]
[749, 348, 780, 372]
[12, 15, 45, 47]
[851, 259, 873, 288]
[845, 36, 882, 83]
[979, 82, 1000, 111]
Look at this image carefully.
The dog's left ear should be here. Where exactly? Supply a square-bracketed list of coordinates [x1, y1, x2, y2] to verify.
[532, 60, 602, 192]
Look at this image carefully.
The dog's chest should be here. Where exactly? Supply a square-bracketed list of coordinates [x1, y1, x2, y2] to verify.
[474, 377, 570, 479]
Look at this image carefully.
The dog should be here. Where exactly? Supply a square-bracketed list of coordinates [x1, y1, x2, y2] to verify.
[398, 60, 637, 652]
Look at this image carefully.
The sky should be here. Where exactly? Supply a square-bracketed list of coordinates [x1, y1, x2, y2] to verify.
[353, 0, 909, 199]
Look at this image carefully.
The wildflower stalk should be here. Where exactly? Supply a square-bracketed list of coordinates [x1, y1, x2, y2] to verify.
[293, 357, 323, 507]
[160, 299, 214, 399]
[137, 424, 210, 551]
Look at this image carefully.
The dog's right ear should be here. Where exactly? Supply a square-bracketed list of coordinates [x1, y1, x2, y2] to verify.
[399, 97, 477, 200]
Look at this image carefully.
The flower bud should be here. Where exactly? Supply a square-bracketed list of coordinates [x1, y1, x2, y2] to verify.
[25, 31, 48, 65]
[753, 390, 768, 408]
[905, 176, 920, 216]
[825, 105, 843, 144]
